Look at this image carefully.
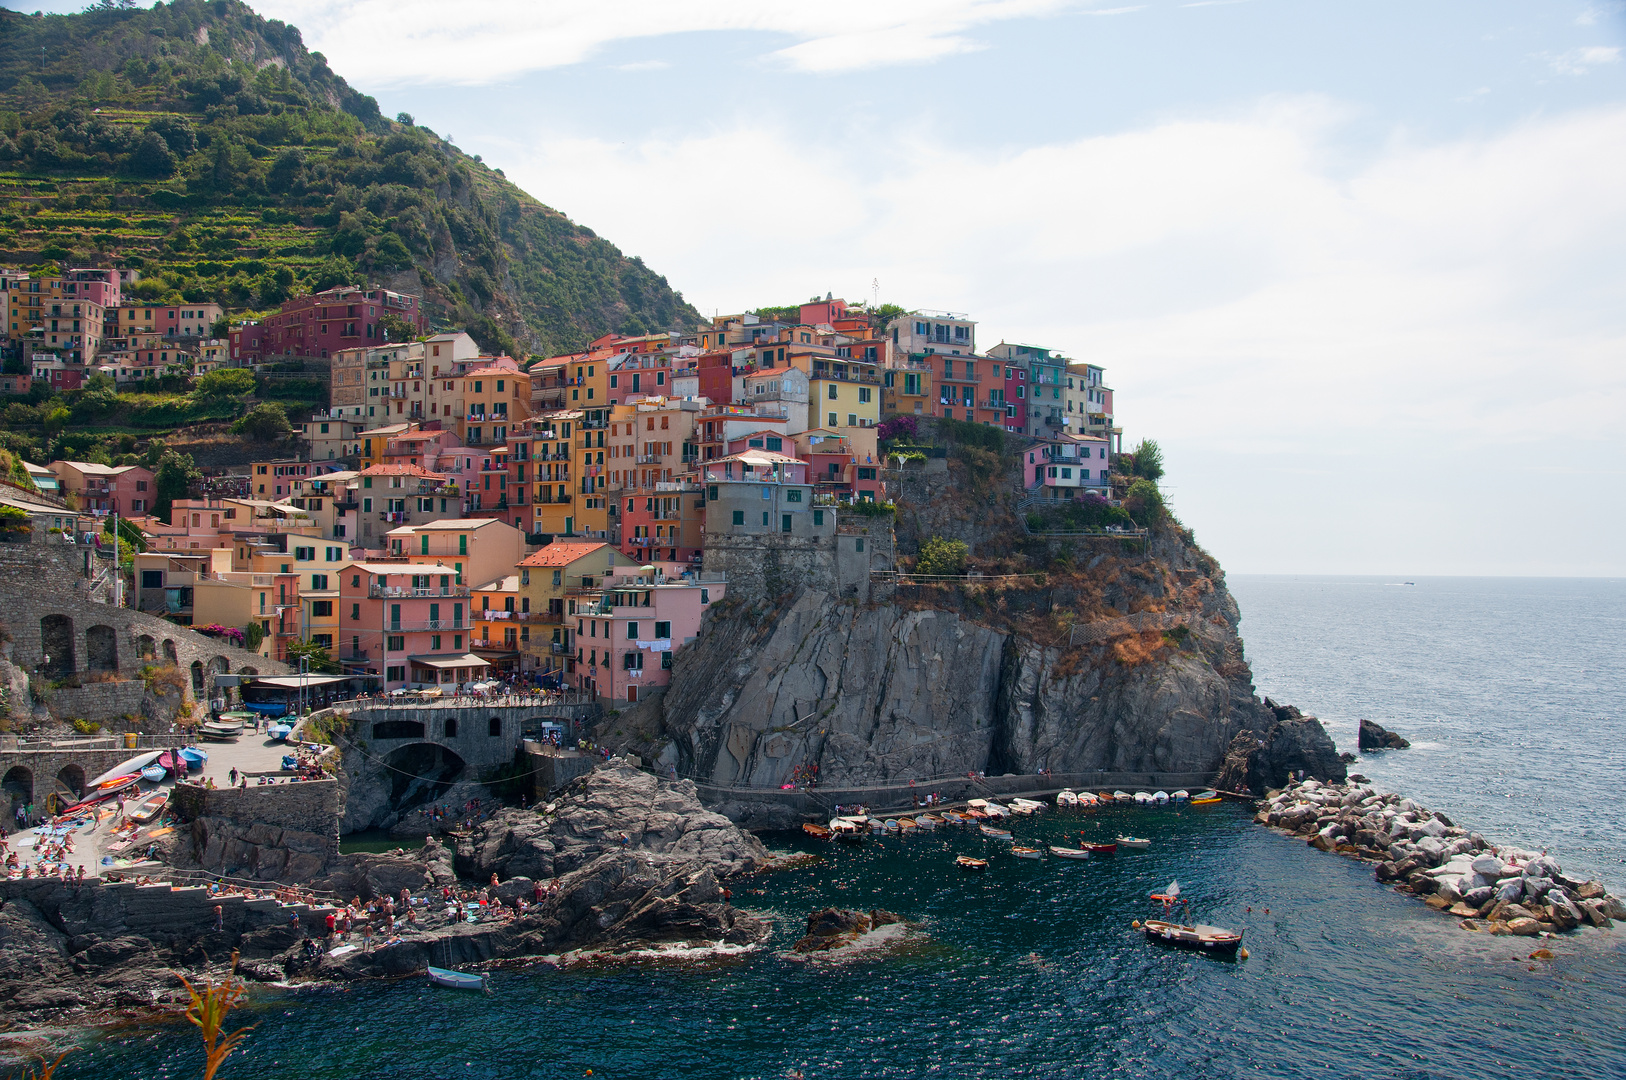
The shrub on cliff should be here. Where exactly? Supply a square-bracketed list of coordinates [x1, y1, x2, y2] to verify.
[1128, 438, 1165, 481]
[915, 536, 968, 577]
[1124, 479, 1166, 526]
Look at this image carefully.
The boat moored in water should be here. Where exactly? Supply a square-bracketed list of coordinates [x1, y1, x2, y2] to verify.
[1009, 798, 1045, 815]
[955, 855, 988, 872]
[1141, 919, 1244, 956]
[427, 965, 489, 991]
[1117, 835, 1151, 849]
[1056, 790, 1079, 808]
[1079, 841, 1118, 854]
[1011, 846, 1043, 859]
[979, 824, 1014, 841]
[1049, 846, 1091, 860]
[803, 823, 831, 839]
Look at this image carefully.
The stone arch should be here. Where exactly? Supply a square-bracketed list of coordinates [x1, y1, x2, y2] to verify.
[380, 743, 466, 809]
[444, 717, 458, 738]
[238, 666, 259, 677]
[86, 624, 118, 672]
[488, 716, 502, 737]
[210, 656, 231, 676]
[55, 764, 85, 799]
[162, 639, 178, 664]
[135, 634, 156, 660]
[190, 660, 205, 693]
[40, 614, 74, 675]
[2, 766, 33, 813]
[372, 719, 425, 740]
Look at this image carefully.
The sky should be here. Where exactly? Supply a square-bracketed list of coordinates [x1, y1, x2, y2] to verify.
[12, 0, 1626, 576]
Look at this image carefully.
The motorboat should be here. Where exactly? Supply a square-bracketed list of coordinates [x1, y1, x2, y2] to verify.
[1133, 792, 1154, 805]
[1011, 846, 1043, 860]
[1079, 841, 1118, 854]
[978, 824, 1013, 841]
[940, 811, 968, 824]
[1056, 790, 1079, 808]
[803, 823, 831, 840]
[1117, 835, 1151, 849]
[1141, 919, 1244, 956]
[1152, 791, 1170, 804]
[200, 718, 244, 742]
[830, 818, 866, 843]
[955, 855, 988, 872]
[127, 791, 167, 824]
[1049, 846, 1091, 860]
[1009, 798, 1046, 815]
[1111, 791, 1131, 801]
[983, 803, 1011, 819]
[1077, 791, 1100, 806]
[140, 764, 167, 783]
[427, 966, 489, 991]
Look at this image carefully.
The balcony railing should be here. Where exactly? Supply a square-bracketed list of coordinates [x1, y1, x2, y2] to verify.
[536, 493, 572, 504]
[368, 585, 472, 598]
[386, 619, 466, 632]
[635, 454, 662, 465]
[811, 367, 881, 384]
[938, 372, 983, 384]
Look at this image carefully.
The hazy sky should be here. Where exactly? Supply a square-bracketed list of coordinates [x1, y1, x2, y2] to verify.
[15, 1, 1626, 575]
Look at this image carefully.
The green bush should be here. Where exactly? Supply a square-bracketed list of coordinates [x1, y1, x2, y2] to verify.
[1124, 478, 1166, 526]
[916, 536, 969, 577]
[195, 368, 256, 399]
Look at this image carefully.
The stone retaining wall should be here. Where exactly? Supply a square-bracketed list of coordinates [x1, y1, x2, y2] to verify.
[0, 875, 335, 938]
[170, 777, 341, 849]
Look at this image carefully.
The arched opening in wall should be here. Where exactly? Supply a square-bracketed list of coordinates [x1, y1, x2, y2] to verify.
[488, 716, 502, 737]
[210, 656, 230, 676]
[86, 625, 118, 672]
[238, 666, 258, 677]
[55, 764, 85, 799]
[444, 718, 458, 738]
[135, 634, 156, 660]
[162, 639, 178, 664]
[40, 615, 74, 676]
[380, 743, 466, 815]
[190, 660, 205, 693]
[372, 719, 425, 740]
[2, 766, 33, 816]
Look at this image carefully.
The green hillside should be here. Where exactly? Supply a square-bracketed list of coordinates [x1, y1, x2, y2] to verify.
[0, 0, 698, 357]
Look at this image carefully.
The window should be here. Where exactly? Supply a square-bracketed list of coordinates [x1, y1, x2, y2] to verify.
[327, 546, 342, 561]
[708, 485, 718, 501]
[858, 468, 876, 480]
[141, 570, 163, 589]
[311, 601, 333, 617]
[766, 436, 782, 452]
[623, 652, 641, 670]
[421, 535, 429, 555]
[856, 538, 866, 552]
[431, 635, 441, 650]
[294, 546, 314, 560]
[627, 622, 639, 639]
[828, 412, 837, 427]
[386, 665, 406, 682]
[732, 510, 745, 526]
[553, 570, 562, 587]
[781, 514, 792, 533]
[786, 488, 803, 503]
[350, 603, 361, 621]
[387, 635, 405, 651]
[813, 509, 824, 527]
[858, 387, 871, 404]
[311, 574, 328, 590]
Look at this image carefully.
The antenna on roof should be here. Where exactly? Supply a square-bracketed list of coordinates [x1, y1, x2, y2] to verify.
[871, 278, 879, 309]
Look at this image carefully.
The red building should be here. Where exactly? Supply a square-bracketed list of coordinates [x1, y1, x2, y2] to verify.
[230, 286, 428, 363]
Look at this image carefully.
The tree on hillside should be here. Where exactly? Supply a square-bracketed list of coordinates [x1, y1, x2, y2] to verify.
[195, 368, 256, 399]
[1124, 478, 1166, 527]
[233, 402, 291, 443]
[1129, 438, 1164, 482]
[152, 449, 200, 524]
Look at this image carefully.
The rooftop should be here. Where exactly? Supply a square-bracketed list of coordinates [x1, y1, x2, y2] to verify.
[519, 541, 612, 567]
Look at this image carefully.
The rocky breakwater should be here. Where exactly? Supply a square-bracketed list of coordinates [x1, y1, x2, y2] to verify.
[793, 908, 907, 952]
[1258, 777, 1625, 937]
[325, 760, 773, 980]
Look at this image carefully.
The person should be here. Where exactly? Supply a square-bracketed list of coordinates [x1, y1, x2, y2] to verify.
[361, 920, 373, 952]
[324, 910, 337, 941]
[214, 904, 224, 932]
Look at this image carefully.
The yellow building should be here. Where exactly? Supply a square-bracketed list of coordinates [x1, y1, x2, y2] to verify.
[882, 358, 933, 418]
[515, 540, 637, 673]
[458, 359, 530, 447]
[529, 410, 580, 537]
[471, 573, 523, 673]
[809, 358, 882, 432]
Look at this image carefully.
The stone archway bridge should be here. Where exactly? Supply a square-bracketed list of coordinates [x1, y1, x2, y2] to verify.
[0, 739, 164, 810]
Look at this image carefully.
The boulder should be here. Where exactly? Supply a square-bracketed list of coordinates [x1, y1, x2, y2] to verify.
[1578, 900, 1615, 929]
[1357, 719, 1411, 750]
[1545, 894, 1581, 931]
[1506, 917, 1541, 937]
[1522, 876, 1555, 901]
[1496, 879, 1525, 903]
[794, 908, 871, 952]
[1575, 881, 1606, 901]
[1462, 886, 1494, 908]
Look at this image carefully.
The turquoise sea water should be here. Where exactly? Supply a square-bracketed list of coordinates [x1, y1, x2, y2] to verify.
[51, 576, 1626, 1079]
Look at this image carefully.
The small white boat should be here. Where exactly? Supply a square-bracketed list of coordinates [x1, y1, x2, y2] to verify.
[979, 824, 1014, 841]
[1133, 791, 1154, 805]
[1152, 791, 1169, 804]
[1077, 791, 1100, 806]
[1009, 798, 1046, 815]
[883, 818, 901, 833]
[916, 813, 942, 829]
[983, 803, 1010, 819]
[1056, 790, 1079, 808]
[1112, 790, 1131, 801]
[427, 966, 489, 991]
[868, 817, 886, 834]
[1172, 790, 1190, 802]
[1050, 846, 1091, 860]
[830, 818, 866, 843]
[1011, 846, 1043, 860]
[1117, 835, 1151, 849]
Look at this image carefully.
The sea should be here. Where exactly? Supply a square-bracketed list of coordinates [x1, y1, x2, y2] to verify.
[46, 576, 1626, 1079]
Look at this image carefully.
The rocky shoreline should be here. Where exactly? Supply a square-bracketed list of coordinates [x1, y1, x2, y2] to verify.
[1257, 776, 1625, 936]
[0, 761, 772, 1025]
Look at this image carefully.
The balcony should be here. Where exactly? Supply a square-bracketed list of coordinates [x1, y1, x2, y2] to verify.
[385, 619, 466, 632]
[368, 584, 472, 598]
[635, 454, 662, 465]
[939, 372, 983, 384]
[978, 400, 1007, 411]
[536, 493, 572, 504]
[811, 367, 881, 385]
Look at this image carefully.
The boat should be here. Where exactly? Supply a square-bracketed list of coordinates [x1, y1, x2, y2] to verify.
[427, 965, 489, 991]
[200, 719, 244, 742]
[917, 813, 943, 829]
[1080, 841, 1118, 854]
[127, 791, 167, 824]
[955, 855, 988, 872]
[979, 824, 1013, 841]
[1117, 835, 1151, 849]
[868, 817, 887, 834]
[1152, 791, 1170, 804]
[1009, 798, 1046, 815]
[1049, 846, 1091, 860]
[802, 823, 831, 840]
[1172, 790, 1189, 802]
[1078, 791, 1100, 806]
[1190, 796, 1223, 806]
[267, 722, 294, 742]
[1141, 919, 1244, 956]
[830, 818, 865, 843]
[963, 808, 988, 821]
[882, 818, 901, 834]
[1011, 846, 1043, 859]
[180, 747, 208, 768]
[93, 774, 141, 798]
[1056, 790, 1078, 808]
[156, 750, 186, 775]
[1112, 790, 1130, 801]
[87, 752, 161, 789]
[897, 817, 919, 833]
[940, 811, 967, 824]
[139, 764, 167, 783]
[1133, 791, 1154, 805]
[983, 803, 1011, 819]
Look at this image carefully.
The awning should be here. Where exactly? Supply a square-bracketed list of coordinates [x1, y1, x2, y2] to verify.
[406, 653, 490, 670]
[471, 648, 521, 661]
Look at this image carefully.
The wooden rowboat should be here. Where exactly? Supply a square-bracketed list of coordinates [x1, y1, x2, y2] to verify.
[1050, 846, 1091, 860]
[140, 764, 167, 783]
[978, 824, 1013, 841]
[1190, 795, 1223, 805]
[802, 823, 831, 839]
[1142, 919, 1244, 956]
[1117, 835, 1151, 849]
[427, 965, 489, 991]
[955, 855, 988, 872]
[1011, 846, 1043, 859]
[917, 813, 943, 829]
[128, 791, 167, 824]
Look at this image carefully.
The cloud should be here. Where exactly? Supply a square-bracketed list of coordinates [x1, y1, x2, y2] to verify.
[1544, 45, 1622, 74]
[250, 0, 1097, 86]
[491, 102, 1626, 572]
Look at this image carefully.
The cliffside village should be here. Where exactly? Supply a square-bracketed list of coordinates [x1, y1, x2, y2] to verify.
[2, 275, 1124, 707]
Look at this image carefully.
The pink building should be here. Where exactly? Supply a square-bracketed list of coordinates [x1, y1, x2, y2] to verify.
[1022, 434, 1111, 497]
[338, 560, 489, 690]
[64, 268, 125, 310]
[230, 286, 428, 363]
[48, 461, 156, 515]
[569, 563, 723, 705]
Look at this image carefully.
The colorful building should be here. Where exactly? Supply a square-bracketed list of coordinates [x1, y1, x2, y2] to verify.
[516, 540, 640, 676]
[336, 561, 488, 690]
[567, 564, 724, 705]
[229, 285, 428, 364]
